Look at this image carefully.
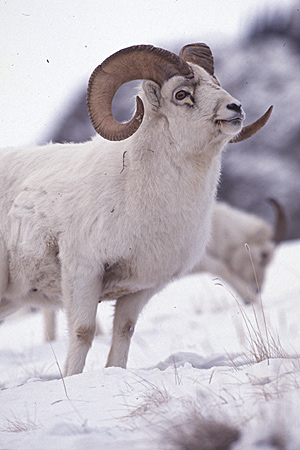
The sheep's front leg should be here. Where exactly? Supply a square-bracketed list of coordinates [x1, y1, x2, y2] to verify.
[106, 288, 157, 368]
[62, 267, 101, 377]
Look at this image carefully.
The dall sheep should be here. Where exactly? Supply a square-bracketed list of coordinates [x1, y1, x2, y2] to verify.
[193, 199, 285, 303]
[42, 199, 284, 341]
[0, 43, 272, 376]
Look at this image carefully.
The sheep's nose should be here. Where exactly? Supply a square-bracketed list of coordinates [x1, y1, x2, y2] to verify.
[227, 103, 242, 113]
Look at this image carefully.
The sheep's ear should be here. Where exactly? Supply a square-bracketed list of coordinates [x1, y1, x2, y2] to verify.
[143, 80, 161, 109]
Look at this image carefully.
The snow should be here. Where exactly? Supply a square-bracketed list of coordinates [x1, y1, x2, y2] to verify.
[1, 241, 300, 449]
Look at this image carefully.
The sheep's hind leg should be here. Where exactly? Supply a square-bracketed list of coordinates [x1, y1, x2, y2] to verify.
[106, 288, 157, 368]
[0, 298, 21, 320]
[0, 236, 9, 300]
[0, 239, 15, 320]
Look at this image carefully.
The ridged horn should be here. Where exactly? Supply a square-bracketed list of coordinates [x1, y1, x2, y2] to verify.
[230, 105, 273, 143]
[268, 198, 287, 244]
[87, 45, 193, 141]
[179, 43, 215, 76]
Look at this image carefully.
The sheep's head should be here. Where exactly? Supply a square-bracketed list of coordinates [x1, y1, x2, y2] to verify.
[230, 226, 276, 293]
[230, 199, 286, 299]
[87, 43, 272, 142]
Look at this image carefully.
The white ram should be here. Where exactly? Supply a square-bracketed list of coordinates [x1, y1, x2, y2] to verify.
[0, 44, 272, 376]
[42, 199, 284, 340]
[193, 199, 285, 303]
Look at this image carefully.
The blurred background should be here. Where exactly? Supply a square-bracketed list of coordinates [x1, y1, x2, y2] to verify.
[1, 0, 299, 238]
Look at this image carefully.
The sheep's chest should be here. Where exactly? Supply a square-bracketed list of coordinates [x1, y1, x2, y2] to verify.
[99, 199, 212, 300]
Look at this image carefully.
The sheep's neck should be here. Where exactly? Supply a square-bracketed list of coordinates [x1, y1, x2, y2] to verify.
[125, 129, 223, 206]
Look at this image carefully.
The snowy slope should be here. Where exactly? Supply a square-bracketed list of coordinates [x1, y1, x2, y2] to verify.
[1, 241, 300, 449]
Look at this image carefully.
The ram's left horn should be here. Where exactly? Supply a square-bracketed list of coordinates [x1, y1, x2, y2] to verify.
[230, 106, 273, 143]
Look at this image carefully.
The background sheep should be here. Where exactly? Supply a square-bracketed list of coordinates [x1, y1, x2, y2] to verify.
[0, 43, 271, 376]
[193, 199, 286, 303]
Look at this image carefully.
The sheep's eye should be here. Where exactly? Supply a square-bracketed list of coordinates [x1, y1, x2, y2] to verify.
[175, 90, 188, 101]
[260, 252, 269, 265]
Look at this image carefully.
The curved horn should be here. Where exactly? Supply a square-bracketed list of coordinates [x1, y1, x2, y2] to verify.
[87, 45, 193, 141]
[179, 43, 215, 76]
[268, 198, 287, 244]
[230, 106, 273, 143]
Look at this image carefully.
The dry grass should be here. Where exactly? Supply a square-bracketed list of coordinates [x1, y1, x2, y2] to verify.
[233, 294, 288, 365]
[240, 243, 287, 363]
[165, 414, 240, 450]
[172, 354, 183, 385]
[216, 242, 289, 367]
[120, 373, 240, 449]
[121, 373, 172, 421]
[0, 412, 39, 433]
[127, 384, 171, 419]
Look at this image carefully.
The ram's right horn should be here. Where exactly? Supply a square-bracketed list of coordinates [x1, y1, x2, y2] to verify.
[230, 106, 273, 143]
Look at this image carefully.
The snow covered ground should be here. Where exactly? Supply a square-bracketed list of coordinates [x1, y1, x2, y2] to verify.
[1, 240, 300, 449]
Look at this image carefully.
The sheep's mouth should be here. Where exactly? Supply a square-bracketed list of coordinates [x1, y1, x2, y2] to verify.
[215, 117, 243, 126]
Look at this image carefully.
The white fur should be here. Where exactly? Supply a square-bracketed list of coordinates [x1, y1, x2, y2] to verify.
[0, 63, 244, 376]
[43, 201, 276, 341]
[193, 202, 275, 303]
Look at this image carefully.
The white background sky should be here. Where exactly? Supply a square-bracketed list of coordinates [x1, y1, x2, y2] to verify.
[0, 0, 296, 147]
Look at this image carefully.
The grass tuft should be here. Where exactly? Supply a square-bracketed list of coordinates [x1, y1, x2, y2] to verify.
[215, 242, 289, 366]
[166, 415, 240, 450]
[123, 374, 172, 420]
[0, 412, 39, 433]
